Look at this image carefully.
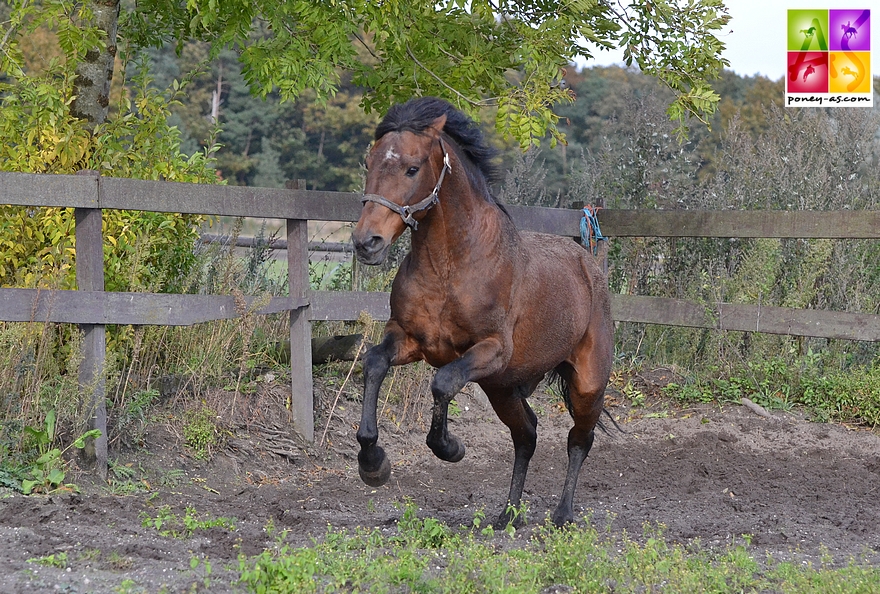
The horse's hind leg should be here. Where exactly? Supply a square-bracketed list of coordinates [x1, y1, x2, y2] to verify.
[552, 335, 613, 527]
[357, 323, 420, 487]
[484, 380, 540, 528]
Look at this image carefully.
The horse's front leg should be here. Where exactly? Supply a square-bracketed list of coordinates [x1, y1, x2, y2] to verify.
[357, 325, 420, 487]
[426, 338, 507, 462]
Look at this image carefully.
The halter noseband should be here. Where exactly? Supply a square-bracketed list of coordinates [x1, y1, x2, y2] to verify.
[361, 137, 451, 231]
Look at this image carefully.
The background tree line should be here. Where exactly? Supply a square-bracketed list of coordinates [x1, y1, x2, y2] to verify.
[148, 41, 796, 197]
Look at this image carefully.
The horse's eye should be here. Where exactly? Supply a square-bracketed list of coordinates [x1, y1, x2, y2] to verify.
[405, 167, 419, 177]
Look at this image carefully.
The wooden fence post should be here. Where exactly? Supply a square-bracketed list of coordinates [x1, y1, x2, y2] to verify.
[75, 171, 108, 479]
[286, 180, 314, 441]
[596, 195, 608, 277]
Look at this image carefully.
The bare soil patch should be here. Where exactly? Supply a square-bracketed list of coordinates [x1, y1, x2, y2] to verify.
[2, 374, 879, 592]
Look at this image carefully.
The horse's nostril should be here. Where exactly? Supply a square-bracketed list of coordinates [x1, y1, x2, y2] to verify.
[352, 234, 388, 265]
[356, 235, 383, 252]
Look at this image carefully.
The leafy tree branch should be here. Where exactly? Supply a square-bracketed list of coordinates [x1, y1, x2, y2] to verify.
[121, 0, 730, 147]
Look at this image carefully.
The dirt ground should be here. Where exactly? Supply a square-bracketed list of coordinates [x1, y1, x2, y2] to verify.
[2, 370, 880, 593]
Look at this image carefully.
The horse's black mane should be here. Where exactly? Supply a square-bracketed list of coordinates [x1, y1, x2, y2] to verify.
[375, 97, 501, 198]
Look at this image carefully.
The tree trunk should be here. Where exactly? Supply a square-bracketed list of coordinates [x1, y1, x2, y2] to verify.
[70, 0, 120, 130]
[211, 65, 223, 124]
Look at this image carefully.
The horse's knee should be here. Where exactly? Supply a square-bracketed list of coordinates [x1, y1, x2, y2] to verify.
[514, 437, 536, 463]
[362, 344, 391, 378]
[431, 364, 468, 402]
[512, 408, 538, 453]
[523, 399, 538, 432]
[567, 427, 595, 457]
[433, 344, 503, 400]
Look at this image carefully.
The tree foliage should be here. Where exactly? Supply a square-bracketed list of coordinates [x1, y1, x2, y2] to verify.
[123, 0, 731, 148]
[148, 42, 378, 190]
[0, 1, 220, 291]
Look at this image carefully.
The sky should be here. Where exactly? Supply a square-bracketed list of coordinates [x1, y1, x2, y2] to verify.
[583, 0, 876, 83]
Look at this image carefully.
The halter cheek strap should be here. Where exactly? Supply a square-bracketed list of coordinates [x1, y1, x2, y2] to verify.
[361, 138, 451, 231]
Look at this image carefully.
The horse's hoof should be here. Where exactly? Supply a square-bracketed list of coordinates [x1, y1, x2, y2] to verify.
[551, 506, 574, 528]
[493, 511, 525, 530]
[429, 437, 466, 463]
[358, 455, 391, 487]
[448, 440, 466, 462]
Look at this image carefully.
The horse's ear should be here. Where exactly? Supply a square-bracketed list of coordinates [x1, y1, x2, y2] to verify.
[430, 114, 447, 135]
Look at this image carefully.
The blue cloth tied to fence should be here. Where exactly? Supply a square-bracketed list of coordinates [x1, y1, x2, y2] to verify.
[580, 205, 605, 256]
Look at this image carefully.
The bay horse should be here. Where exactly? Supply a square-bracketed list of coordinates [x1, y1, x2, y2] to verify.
[351, 97, 613, 527]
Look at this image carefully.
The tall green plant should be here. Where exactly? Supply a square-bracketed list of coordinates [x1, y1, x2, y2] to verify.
[19, 409, 101, 494]
[0, 53, 220, 292]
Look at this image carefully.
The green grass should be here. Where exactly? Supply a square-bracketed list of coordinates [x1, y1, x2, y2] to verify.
[140, 505, 237, 539]
[237, 502, 880, 593]
[660, 354, 880, 427]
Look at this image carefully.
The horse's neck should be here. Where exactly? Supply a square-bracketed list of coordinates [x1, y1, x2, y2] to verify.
[410, 175, 516, 279]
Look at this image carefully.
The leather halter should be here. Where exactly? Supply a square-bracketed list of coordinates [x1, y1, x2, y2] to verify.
[360, 137, 451, 231]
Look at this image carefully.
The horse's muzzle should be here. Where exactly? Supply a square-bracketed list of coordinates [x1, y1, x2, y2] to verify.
[351, 233, 390, 266]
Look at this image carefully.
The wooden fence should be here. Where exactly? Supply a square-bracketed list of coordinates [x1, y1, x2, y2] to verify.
[2, 171, 880, 476]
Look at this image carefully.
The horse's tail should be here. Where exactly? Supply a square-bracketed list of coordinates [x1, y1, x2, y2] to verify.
[598, 406, 624, 435]
[547, 366, 624, 436]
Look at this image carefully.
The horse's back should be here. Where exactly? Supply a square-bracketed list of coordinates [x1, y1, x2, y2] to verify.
[518, 231, 607, 304]
[494, 231, 611, 381]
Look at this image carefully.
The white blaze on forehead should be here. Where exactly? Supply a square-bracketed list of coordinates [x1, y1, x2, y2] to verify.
[383, 148, 400, 161]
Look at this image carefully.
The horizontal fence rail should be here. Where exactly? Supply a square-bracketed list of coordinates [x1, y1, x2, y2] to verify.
[2, 170, 880, 473]
[0, 288, 391, 326]
[2, 170, 879, 339]
[593, 209, 880, 239]
[0, 288, 305, 325]
[309, 292, 880, 343]
[199, 233, 355, 254]
[6, 171, 880, 238]
[611, 295, 880, 342]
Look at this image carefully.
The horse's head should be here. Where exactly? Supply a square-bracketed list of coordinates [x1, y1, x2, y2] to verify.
[352, 114, 448, 265]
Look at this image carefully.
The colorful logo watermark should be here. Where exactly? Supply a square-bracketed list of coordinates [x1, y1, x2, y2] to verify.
[786, 9, 872, 106]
